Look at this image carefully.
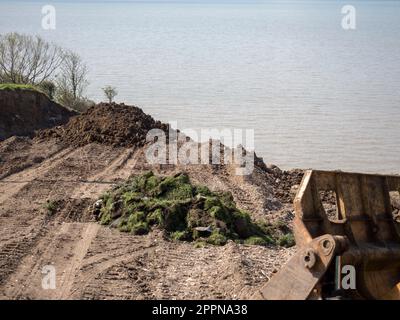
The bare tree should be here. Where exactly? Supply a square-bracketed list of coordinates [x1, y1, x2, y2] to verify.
[0, 32, 91, 112]
[102, 85, 118, 103]
[38, 80, 56, 99]
[55, 50, 90, 111]
[0, 32, 64, 84]
[56, 50, 88, 100]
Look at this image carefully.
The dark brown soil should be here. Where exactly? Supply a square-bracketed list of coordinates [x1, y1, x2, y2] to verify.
[0, 89, 76, 141]
[0, 136, 63, 180]
[271, 169, 304, 204]
[36, 103, 169, 148]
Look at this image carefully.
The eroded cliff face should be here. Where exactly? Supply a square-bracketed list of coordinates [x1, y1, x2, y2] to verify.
[0, 88, 76, 141]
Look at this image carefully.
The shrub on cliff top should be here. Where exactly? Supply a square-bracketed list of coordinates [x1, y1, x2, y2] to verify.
[94, 171, 283, 246]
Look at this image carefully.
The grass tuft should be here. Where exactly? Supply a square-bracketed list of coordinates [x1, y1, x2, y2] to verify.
[43, 199, 58, 216]
[0, 83, 43, 93]
[278, 233, 296, 247]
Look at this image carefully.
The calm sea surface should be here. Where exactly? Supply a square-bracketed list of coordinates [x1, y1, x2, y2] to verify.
[1, 0, 399, 173]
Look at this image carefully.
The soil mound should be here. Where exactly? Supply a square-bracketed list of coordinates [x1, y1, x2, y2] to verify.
[273, 169, 304, 203]
[36, 103, 169, 148]
[0, 88, 76, 141]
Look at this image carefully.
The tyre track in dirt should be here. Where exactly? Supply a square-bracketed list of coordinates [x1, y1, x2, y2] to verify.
[0, 144, 157, 299]
[70, 232, 294, 300]
[0, 147, 74, 205]
[0, 144, 137, 298]
[0, 101, 300, 300]
[67, 228, 158, 299]
[57, 223, 100, 299]
[70, 148, 141, 200]
[1, 223, 99, 299]
[0, 138, 295, 300]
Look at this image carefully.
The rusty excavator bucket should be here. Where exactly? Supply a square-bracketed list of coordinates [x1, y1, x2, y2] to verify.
[254, 170, 400, 300]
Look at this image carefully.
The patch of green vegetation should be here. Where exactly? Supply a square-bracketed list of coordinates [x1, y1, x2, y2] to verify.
[206, 231, 227, 245]
[0, 83, 43, 93]
[252, 219, 295, 248]
[95, 171, 292, 247]
[171, 230, 189, 241]
[244, 236, 270, 246]
[146, 208, 163, 225]
[43, 200, 57, 216]
[193, 240, 207, 248]
[278, 233, 295, 248]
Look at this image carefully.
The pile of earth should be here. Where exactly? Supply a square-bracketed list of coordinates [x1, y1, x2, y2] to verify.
[35, 102, 277, 177]
[32, 100, 304, 210]
[0, 86, 76, 141]
[93, 171, 295, 247]
[271, 169, 304, 203]
[36, 102, 170, 148]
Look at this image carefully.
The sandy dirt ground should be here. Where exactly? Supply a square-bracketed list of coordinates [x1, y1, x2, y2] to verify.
[0, 138, 297, 300]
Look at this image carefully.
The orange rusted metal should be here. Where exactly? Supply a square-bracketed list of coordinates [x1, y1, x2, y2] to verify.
[254, 170, 400, 300]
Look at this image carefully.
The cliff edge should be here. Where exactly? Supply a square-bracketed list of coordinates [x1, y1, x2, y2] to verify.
[0, 86, 76, 141]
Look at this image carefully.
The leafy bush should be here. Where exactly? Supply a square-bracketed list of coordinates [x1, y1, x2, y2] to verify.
[102, 85, 118, 103]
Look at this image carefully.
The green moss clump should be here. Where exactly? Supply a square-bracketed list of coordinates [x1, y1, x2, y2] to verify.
[95, 171, 289, 246]
[206, 231, 227, 246]
[0, 83, 47, 95]
[100, 211, 111, 225]
[195, 185, 212, 196]
[147, 208, 164, 225]
[130, 221, 149, 235]
[194, 240, 207, 248]
[252, 219, 295, 248]
[278, 233, 295, 248]
[244, 236, 270, 246]
[171, 230, 189, 241]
